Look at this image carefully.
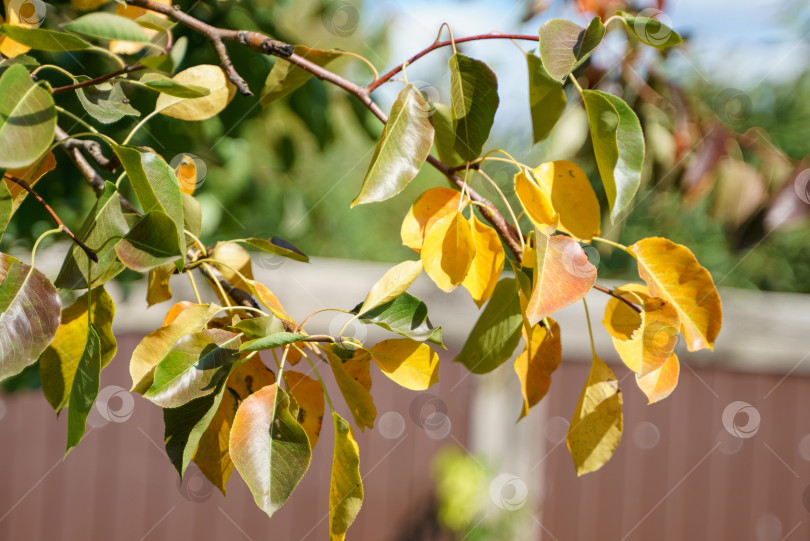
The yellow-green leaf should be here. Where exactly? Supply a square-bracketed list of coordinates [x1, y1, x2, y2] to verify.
[462, 215, 505, 308]
[566, 354, 622, 476]
[260, 45, 341, 107]
[358, 260, 422, 315]
[368, 338, 439, 391]
[156, 65, 236, 121]
[611, 297, 680, 376]
[532, 160, 600, 241]
[421, 211, 476, 292]
[514, 168, 557, 232]
[327, 348, 376, 430]
[146, 262, 174, 306]
[630, 237, 722, 351]
[514, 319, 561, 420]
[329, 412, 363, 541]
[192, 388, 236, 495]
[284, 370, 325, 449]
[636, 352, 680, 404]
[400, 187, 466, 253]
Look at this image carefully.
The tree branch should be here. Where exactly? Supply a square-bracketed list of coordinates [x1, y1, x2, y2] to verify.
[592, 284, 642, 313]
[3, 174, 98, 262]
[51, 64, 145, 95]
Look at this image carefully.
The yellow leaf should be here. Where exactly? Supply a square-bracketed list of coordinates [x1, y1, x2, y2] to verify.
[146, 262, 174, 306]
[157, 65, 237, 121]
[329, 412, 363, 541]
[193, 389, 236, 495]
[368, 338, 439, 391]
[526, 231, 597, 326]
[344, 349, 372, 391]
[514, 169, 557, 231]
[71, 0, 111, 10]
[358, 260, 422, 315]
[462, 215, 505, 308]
[326, 348, 376, 430]
[421, 211, 476, 292]
[566, 355, 622, 476]
[227, 355, 276, 400]
[630, 237, 722, 351]
[611, 297, 680, 376]
[247, 279, 297, 328]
[211, 241, 253, 292]
[0, 0, 45, 57]
[532, 160, 601, 241]
[514, 318, 561, 419]
[636, 353, 680, 404]
[108, 0, 170, 55]
[174, 154, 198, 195]
[601, 283, 649, 339]
[284, 371, 325, 449]
[400, 187, 467, 252]
[161, 301, 196, 327]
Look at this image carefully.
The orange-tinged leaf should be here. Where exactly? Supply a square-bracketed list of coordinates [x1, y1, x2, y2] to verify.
[421, 211, 476, 292]
[174, 154, 198, 195]
[368, 338, 439, 391]
[462, 215, 505, 308]
[147, 262, 174, 307]
[514, 169, 557, 231]
[247, 279, 296, 328]
[401, 187, 466, 252]
[108, 0, 170, 54]
[329, 412, 363, 541]
[162, 301, 197, 327]
[611, 297, 680, 376]
[601, 283, 649, 339]
[636, 352, 680, 404]
[526, 231, 597, 326]
[211, 241, 253, 292]
[284, 371, 325, 449]
[228, 355, 276, 399]
[344, 349, 372, 391]
[4, 151, 56, 213]
[630, 237, 722, 351]
[514, 318, 561, 419]
[193, 388, 236, 495]
[358, 260, 422, 315]
[532, 160, 601, 241]
[566, 354, 622, 476]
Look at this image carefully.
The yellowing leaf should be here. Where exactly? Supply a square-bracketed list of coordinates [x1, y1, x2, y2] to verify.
[514, 169, 556, 231]
[514, 319, 561, 420]
[611, 297, 680, 376]
[368, 338, 439, 391]
[329, 412, 363, 541]
[636, 353, 680, 404]
[421, 211, 476, 292]
[246, 279, 296, 328]
[146, 262, 174, 306]
[630, 237, 722, 351]
[211, 241, 253, 292]
[108, 0, 170, 55]
[156, 65, 236, 121]
[4, 151, 56, 214]
[193, 388, 236, 495]
[566, 355, 622, 476]
[227, 355, 276, 399]
[462, 215, 505, 308]
[526, 231, 597, 326]
[326, 348, 376, 430]
[400, 187, 466, 253]
[344, 349, 372, 391]
[601, 283, 649, 339]
[162, 301, 196, 327]
[358, 260, 422, 315]
[284, 371, 325, 449]
[0, 0, 44, 57]
[532, 160, 601, 241]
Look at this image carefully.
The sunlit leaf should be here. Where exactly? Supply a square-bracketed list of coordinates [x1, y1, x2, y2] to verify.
[238, 237, 309, 263]
[368, 338, 439, 391]
[108, 0, 170, 54]
[326, 348, 376, 430]
[566, 354, 622, 476]
[156, 65, 236, 121]
[532, 160, 600, 241]
[76, 79, 139, 124]
[66, 323, 101, 454]
[601, 283, 649, 339]
[162, 301, 196, 327]
[231, 315, 285, 339]
[140, 73, 210, 98]
[329, 412, 363, 541]
[611, 297, 679, 376]
[636, 352, 680, 404]
[284, 370, 325, 449]
[0, 64, 56, 168]
[358, 260, 422, 315]
[526, 53, 566, 143]
[401, 187, 466, 253]
[230, 383, 311, 518]
[261, 45, 341, 107]
[617, 11, 682, 49]
[630, 237, 722, 351]
[351, 84, 434, 206]
[352, 292, 443, 346]
[539, 17, 605, 81]
[63, 12, 150, 42]
[1, 151, 56, 242]
[192, 387, 237, 495]
[211, 241, 254, 291]
[514, 168, 557, 231]
[0, 25, 91, 50]
[421, 211, 476, 292]
[462, 215, 505, 308]
[240, 332, 307, 353]
[514, 318, 561, 419]
[449, 53, 499, 161]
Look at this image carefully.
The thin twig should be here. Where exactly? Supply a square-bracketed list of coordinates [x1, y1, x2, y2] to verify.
[59, 136, 120, 172]
[3, 174, 98, 262]
[51, 64, 145, 95]
[592, 284, 642, 313]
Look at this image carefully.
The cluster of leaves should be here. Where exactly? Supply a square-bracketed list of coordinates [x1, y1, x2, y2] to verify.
[0, 0, 723, 535]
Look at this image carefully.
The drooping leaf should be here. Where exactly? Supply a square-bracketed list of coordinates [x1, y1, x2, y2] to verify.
[0, 25, 91, 50]
[421, 211, 476, 292]
[514, 168, 557, 231]
[63, 12, 150, 42]
[65, 324, 101, 454]
[351, 84, 434, 206]
[566, 354, 622, 476]
[431, 103, 465, 167]
[326, 348, 376, 430]
[238, 237, 309, 263]
[211, 241, 254, 291]
[630, 237, 722, 351]
[231, 315, 285, 339]
[514, 318, 561, 419]
[130, 303, 221, 393]
[2, 151, 56, 242]
[343, 349, 372, 391]
[454, 278, 523, 374]
[0, 54, 39, 76]
[462, 215, 505, 308]
[449, 53, 499, 161]
[601, 283, 649, 339]
[284, 370, 325, 449]
[0, 253, 61, 381]
[240, 332, 307, 353]
[107, 0, 171, 54]
[617, 11, 682, 49]
[611, 297, 680, 376]
[156, 65, 236, 121]
[358, 260, 422, 315]
[0, 180, 9, 243]
[192, 387, 237, 495]
[582, 89, 644, 221]
[526, 53, 566, 143]
[227, 354, 276, 399]
[531, 160, 601, 241]
[146, 262, 174, 306]
[539, 17, 606, 81]
[115, 210, 183, 271]
[261, 45, 341, 107]
[75, 79, 139, 124]
[526, 232, 597, 326]
[181, 192, 202, 239]
[139, 73, 210, 98]
[40, 288, 116, 412]
[352, 292, 443, 346]
[0, 64, 56, 168]
[230, 383, 312, 518]
[329, 412, 363, 541]
[636, 352, 680, 404]
[368, 338, 439, 391]
[400, 187, 466, 253]
[145, 329, 242, 408]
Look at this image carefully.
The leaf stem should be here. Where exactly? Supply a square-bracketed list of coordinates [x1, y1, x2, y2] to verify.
[300, 346, 335, 412]
[592, 236, 629, 252]
[31, 228, 62, 269]
[582, 298, 597, 360]
[187, 270, 202, 304]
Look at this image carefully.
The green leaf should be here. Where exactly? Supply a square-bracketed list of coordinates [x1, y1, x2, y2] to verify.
[539, 17, 606, 81]
[329, 412, 363, 540]
[0, 25, 91, 51]
[449, 53, 499, 161]
[617, 11, 682, 49]
[239, 332, 307, 353]
[66, 324, 101, 454]
[229, 383, 312, 518]
[115, 210, 183, 271]
[237, 237, 309, 263]
[139, 73, 211, 98]
[0, 179, 10, 244]
[526, 54, 566, 143]
[0, 253, 61, 381]
[230, 315, 285, 339]
[454, 278, 523, 374]
[0, 64, 56, 169]
[351, 84, 434, 207]
[40, 288, 116, 412]
[582, 89, 644, 221]
[63, 12, 150, 43]
[56, 182, 128, 289]
[351, 292, 444, 347]
[260, 45, 341, 108]
[431, 103, 464, 167]
[0, 55, 39, 77]
[75, 79, 140, 124]
[139, 54, 173, 72]
[144, 329, 241, 408]
[181, 192, 202, 240]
